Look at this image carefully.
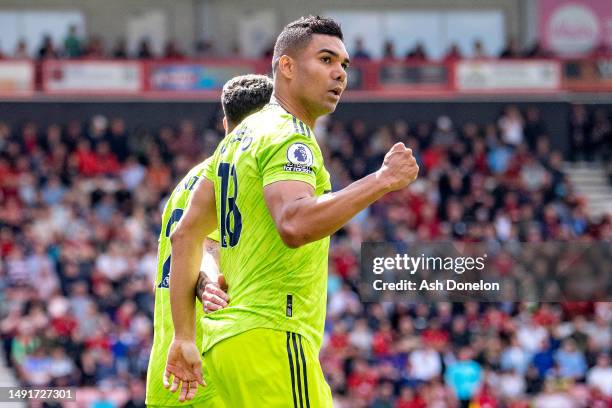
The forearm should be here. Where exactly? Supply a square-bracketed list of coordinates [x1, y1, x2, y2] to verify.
[168, 178, 217, 340]
[169, 233, 204, 341]
[282, 172, 389, 245]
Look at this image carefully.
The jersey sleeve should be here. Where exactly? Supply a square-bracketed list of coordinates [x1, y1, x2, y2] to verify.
[203, 156, 216, 182]
[200, 158, 219, 242]
[207, 229, 220, 242]
[259, 132, 322, 189]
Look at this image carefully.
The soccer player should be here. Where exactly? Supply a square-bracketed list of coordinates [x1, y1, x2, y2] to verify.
[146, 74, 273, 407]
[166, 16, 419, 406]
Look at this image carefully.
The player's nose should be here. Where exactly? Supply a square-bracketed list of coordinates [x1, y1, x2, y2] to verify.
[332, 63, 347, 84]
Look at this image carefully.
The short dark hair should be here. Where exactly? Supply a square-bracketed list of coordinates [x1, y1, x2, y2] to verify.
[272, 15, 343, 73]
[221, 74, 273, 126]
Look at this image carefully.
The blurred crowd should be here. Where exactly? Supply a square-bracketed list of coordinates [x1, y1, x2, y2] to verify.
[0, 103, 610, 407]
[349, 37, 594, 63]
[2, 24, 612, 61]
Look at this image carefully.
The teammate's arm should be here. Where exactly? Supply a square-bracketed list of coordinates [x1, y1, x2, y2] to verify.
[196, 238, 229, 312]
[264, 142, 419, 248]
[169, 178, 217, 339]
[164, 178, 216, 401]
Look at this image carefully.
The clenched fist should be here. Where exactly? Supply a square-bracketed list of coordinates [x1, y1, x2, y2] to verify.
[377, 142, 419, 192]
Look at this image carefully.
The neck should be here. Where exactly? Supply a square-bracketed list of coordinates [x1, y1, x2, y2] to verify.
[272, 91, 316, 129]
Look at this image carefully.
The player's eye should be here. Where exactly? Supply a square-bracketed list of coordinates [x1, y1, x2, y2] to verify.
[321, 56, 331, 64]
[341, 62, 349, 70]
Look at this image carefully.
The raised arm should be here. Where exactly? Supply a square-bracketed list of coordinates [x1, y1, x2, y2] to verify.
[264, 142, 419, 248]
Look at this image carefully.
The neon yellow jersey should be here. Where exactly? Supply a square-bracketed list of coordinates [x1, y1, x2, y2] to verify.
[146, 160, 220, 406]
[202, 101, 331, 354]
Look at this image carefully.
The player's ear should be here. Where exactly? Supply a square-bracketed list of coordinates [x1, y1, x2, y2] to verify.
[222, 117, 228, 133]
[278, 55, 295, 79]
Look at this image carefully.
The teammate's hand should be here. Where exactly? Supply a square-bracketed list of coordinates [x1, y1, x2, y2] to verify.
[201, 274, 229, 313]
[377, 142, 419, 192]
[163, 338, 206, 401]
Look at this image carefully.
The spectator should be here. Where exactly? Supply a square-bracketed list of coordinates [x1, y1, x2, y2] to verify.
[532, 380, 576, 408]
[122, 379, 146, 408]
[63, 25, 81, 58]
[501, 335, 531, 375]
[91, 389, 116, 408]
[353, 38, 371, 60]
[587, 354, 612, 396]
[525, 364, 545, 394]
[382, 40, 396, 60]
[348, 318, 373, 354]
[524, 106, 547, 150]
[532, 338, 555, 378]
[498, 368, 527, 401]
[88, 114, 109, 146]
[472, 39, 487, 59]
[84, 35, 105, 58]
[521, 154, 548, 191]
[409, 342, 442, 381]
[163, 39, 185, 59]
[371, 381, 395, 408]
[590, 108, 611, 162]
[6, 246, 29, 286]
[444, 347, 483, 408]
[21, 347, 52, 386]
[11, 320, 40, 367]
[145, 155, 172, 193]
[120, 156, 146, 191]
[443, 43, 462, 62]
[406, 41, 428, 62]
[113, 38, 128, 59]
[49, 347, 76, 386]
[72, 140, 98, 176]
[93, 141, 121, 176]
[432, 115, 456, 147]
[194, 38, 215, 58]
[14, 39, 28, 59]
[108, 117, 130, 163]
[137, 39, 153, 59]
[554, 339, 588, 380]
[569, 104, 590, 162]
[395, 386, 425, 408]
[500, 38, 521, 58]
[498, 105, 524, 146]
[347, 358, 378, 403]
[37, 35, 58, 59]
[487, 136, 513, 174]
[525, 41, 551, 58]
[96, 242, 128, 282]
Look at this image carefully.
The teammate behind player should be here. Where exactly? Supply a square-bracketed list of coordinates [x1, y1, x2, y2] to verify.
[166, 16, 419, 406]
[146, 74, 272, 407]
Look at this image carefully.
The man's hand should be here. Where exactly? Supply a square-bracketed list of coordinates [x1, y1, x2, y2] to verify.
[163, 338, 206, 401]
[199, 274, 229, 313]
[377, 142, 419, 192]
